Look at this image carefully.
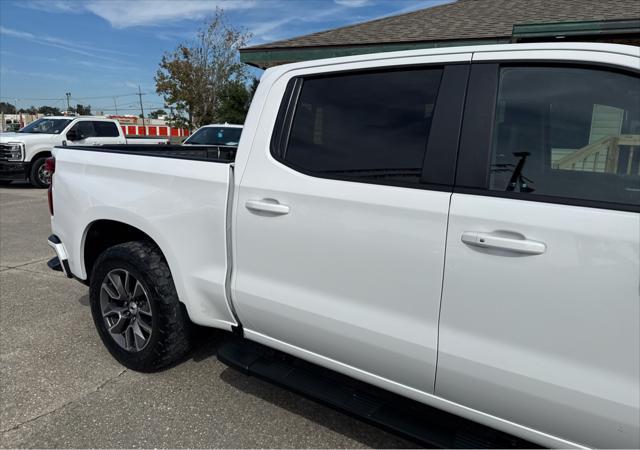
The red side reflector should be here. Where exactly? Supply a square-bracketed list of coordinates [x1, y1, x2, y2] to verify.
[45, 157, 55, 173]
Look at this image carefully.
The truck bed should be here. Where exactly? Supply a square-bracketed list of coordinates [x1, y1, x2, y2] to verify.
[63, 144, 237, 163]
[51, 143, 237, 330]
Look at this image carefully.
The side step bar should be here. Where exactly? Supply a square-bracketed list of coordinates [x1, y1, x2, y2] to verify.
[217, 339, 539, 449]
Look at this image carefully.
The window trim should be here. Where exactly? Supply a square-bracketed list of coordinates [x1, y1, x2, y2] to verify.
[455, 61, 640, 213]
[269, 63, 467, 191]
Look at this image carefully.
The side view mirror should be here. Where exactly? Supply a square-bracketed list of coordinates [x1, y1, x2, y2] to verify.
[66, 129, 83, 141]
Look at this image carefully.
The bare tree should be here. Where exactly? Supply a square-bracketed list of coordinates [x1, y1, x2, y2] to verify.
[155, 9, 250, 128]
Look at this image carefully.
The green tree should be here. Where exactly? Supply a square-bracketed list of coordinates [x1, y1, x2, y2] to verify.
[18, 106, 38, 114]
[76, 104, 92, 115]
[216, 78, 258, 124]
[149, 109, 167, 119]
[38, 105, 62, 116]
[166, 112, 189, 129]
[155, 9, 250, 128]
[0, 102, 17, 114]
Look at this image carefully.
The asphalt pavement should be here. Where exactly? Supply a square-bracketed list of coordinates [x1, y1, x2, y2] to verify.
[0, 182, 413, 448]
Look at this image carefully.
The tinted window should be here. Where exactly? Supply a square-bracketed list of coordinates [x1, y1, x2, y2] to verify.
[489, 67, 639, 206]
[19, 118, 72, 134]
[185, 127, 242, 145]
[70, 121, 96, 138]
[93, 121, 120, 137]
[279, 68, 443, 186]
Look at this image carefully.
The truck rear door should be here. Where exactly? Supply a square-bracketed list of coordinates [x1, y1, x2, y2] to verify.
[436, 56, 640, 447]
[233, 55, 470, 394]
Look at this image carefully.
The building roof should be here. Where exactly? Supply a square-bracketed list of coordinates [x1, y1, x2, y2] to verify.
[240, 0, 640, 67]
[246, 0, 639, 50]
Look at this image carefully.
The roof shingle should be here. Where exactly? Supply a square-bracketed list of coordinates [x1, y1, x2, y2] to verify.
[243, 0, 640, 50]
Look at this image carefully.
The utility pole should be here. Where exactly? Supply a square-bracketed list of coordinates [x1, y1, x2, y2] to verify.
[65, 92, 71, 114]
[137, 85, 145, 127]
[112, 97, 118, 115]
[165, 103, 175, 123]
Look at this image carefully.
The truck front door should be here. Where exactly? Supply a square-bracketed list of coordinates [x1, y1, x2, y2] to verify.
[233, 59, 470, 393]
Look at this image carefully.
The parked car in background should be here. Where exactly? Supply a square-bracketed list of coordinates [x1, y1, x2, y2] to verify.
[0, 116, 168, 187]
[182, 123, 242, 147]
[46, 43, 639, 448]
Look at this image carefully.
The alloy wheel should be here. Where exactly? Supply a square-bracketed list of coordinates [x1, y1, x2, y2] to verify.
[38, 163, 51, 185]
[100, 269, 153, 352]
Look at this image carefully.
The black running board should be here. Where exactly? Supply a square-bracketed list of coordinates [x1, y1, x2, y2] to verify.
[47, 256, 63, 272]
[217, 339, 539, 448]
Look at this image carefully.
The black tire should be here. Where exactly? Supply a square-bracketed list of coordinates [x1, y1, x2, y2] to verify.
[28, 157, 50, 188]
[89, 241, 192, 372]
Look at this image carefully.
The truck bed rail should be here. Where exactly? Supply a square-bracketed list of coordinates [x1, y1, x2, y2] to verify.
[58, 144, 237, 163]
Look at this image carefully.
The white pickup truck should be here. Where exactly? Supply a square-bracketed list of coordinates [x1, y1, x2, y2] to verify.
[0, 116, 168, 187]
[47, 43, 639, 448]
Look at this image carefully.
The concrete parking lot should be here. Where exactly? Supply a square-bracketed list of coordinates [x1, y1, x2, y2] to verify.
[0, 183, 412, 448]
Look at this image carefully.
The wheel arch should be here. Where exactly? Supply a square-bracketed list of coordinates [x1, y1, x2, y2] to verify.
[28, 150, 53, 168]
[82, 219, 168, 283]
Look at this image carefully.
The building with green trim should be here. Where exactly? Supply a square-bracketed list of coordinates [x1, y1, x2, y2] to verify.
[240, 0, 640, 69]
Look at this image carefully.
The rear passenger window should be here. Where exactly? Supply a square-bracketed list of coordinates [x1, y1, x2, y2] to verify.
[93, 121, 120, 137]
[276, 68, 443, 186]
[70, 121, 96, 138]
[489, 66, 640, 206]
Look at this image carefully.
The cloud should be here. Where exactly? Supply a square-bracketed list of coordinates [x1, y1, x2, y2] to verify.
[85, 0, 254, 28]
[334, 0, 370, 6]
[0, 26, 132, 63]
[21, 0, 255, 28]
[244, 2, 361, 43]
[0, 67, 78, 82]
[20, 0, 84, 14]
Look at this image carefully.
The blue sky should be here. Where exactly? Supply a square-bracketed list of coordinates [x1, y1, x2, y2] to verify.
[0, 0, 450, 114]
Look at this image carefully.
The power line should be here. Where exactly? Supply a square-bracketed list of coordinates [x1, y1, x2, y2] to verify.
[90, 107, 167, 112]
[72, 92, 143, 100]
[1, 91, 154, 102]
[1, 96, 65, 101]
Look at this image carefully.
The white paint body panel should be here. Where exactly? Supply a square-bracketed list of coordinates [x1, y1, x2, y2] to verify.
[437, 194, 640, 448]
[50, 148, 237, 329]
[231, 51, 471, 395]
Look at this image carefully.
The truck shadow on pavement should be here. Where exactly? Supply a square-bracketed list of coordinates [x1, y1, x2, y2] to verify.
[74, 294, 414, 448]
[0, 181, 40, 190]
[217, 365, 416, 448]
[191, 328, 415, 448]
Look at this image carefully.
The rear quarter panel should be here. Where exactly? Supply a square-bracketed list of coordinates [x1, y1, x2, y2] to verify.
[50, 147, 237, 330]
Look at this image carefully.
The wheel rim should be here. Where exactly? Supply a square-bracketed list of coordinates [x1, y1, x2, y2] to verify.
[37, 163, 51, 185]
[100, 269, 153, 352]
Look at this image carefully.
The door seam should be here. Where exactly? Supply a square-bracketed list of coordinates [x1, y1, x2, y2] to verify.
[433, 191, 453, 393]
[433, 58, 472, 393]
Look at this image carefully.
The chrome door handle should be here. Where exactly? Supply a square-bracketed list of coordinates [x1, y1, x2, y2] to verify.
[245, 199, 290, 216]
[461, 231, 546, 255]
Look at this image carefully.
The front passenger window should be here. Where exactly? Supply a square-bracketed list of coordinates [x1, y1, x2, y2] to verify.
[489, 66, 639, 206]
